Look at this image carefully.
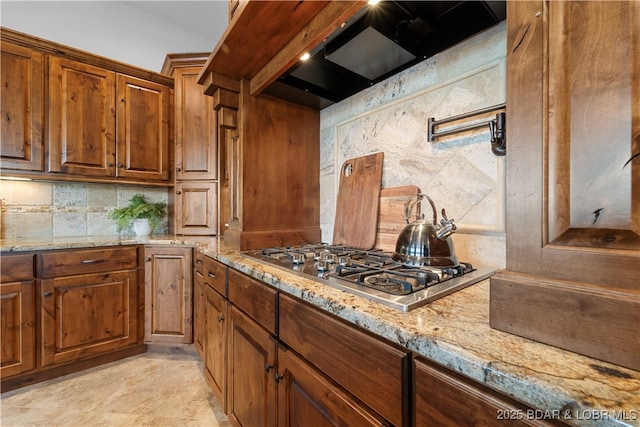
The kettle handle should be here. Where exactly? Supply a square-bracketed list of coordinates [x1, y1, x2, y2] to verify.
[403, 193, 438, 225]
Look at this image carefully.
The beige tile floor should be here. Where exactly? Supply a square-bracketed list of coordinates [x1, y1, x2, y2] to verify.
[0, 345, 230, 427]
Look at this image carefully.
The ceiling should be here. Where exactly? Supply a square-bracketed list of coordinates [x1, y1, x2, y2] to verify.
[122, 1, 227, 41]
[0, 1, 229, 71]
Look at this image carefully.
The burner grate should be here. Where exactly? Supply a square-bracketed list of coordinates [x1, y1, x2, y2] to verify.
[244, 244, 495, 311]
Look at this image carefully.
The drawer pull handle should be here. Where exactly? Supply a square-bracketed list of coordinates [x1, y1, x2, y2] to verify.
[217, 314, 225, 322]
[195, 259, 203, 264]
[208, 272, 217, 279]
[264, 363, 273, 373]
[43, 291, 52, 297]
[81, 259, 106, 264]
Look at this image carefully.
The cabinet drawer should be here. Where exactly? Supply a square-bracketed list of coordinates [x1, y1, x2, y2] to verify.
[194, 250, 206, 274]
[415, 357, 558, 426]
[228, 269, 277, 334]
[39, 246, 138, 278]
[279, 293, 409, 427]
[201, 254, 227, 296]
[1, 253, 35, 281]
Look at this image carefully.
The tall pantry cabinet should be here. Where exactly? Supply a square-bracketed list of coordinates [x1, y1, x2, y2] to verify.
[490, 0, 640, 371]
[162, 54, 219, 235]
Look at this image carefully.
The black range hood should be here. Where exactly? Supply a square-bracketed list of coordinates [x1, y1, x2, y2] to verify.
[262, 1, 506, 110]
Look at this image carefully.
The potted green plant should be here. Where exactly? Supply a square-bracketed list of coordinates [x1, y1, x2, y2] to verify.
[108, 194, 166, 236]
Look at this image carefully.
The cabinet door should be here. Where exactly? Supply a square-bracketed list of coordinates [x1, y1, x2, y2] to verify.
[491, 0, 640, 371]
[227, 305, 277, 427]
[174, 66, 217, 180]
[204, 283, 227, 411]
[279, 294, 408, 427]
[277, 345, 387, 427]
[503, 1, 639, 286]
[193, 270, 206, 358]
[175, 181, 219, 235]
[0, 41, 44, 172]
[144, 246, 192, 343]
[414, 358, 553, 427]
[1, 281, 35, 377]
[48, 56, 116, 176]
[41, 270, 138, 366]
[116, 74, 170, 181]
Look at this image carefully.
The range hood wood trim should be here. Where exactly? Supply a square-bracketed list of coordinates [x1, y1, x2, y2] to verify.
[249, 1, 367, 96]
[201, 71, 241, 96]
[197, 1, 338, 87]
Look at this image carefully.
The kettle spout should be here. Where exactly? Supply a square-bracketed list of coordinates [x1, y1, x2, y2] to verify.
[437, 209, 457, 240]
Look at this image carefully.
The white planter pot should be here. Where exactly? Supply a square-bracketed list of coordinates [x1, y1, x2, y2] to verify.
[133, 218, 152, 236]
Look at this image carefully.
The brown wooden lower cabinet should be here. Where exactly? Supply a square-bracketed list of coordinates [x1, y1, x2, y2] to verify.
[414, 357, 561, 427]
[195, 258, 563, 427]
[144, 245, 193, 344]
[278, 293, 409, 427]
[0, 253, 36, 378]
[227, 304, 277, 427]
[1, 246, 145, 392]
[276, 345, 387, 427]
[193, 269, 206, 358]
[204, 282, 228, 412]
[41, 270, 139, 366]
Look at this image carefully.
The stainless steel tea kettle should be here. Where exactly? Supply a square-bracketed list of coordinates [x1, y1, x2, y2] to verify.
[392, 193, 459, 267]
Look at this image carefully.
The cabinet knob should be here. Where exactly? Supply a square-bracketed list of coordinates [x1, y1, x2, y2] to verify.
[117, 163, 124, 168]
[176, 190, 182, 195]
[107, 162, 113, 167]
[145, 257, 152, 262]
[264, 363, 274, 373]
[217, 314, 225, 322]
[176, 167, 182, 172]
[43, 291, 52, 297]
[274, 373, 284, 383]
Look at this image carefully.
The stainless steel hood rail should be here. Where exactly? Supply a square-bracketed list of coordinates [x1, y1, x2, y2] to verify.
[427, 103, 506, 156]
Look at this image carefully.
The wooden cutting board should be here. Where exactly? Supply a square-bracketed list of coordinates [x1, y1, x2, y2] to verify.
[333, 152, 384, 249]
[374, 185, 421, 252]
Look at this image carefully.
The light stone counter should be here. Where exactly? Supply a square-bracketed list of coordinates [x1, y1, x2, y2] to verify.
[2, 235, 638, 427]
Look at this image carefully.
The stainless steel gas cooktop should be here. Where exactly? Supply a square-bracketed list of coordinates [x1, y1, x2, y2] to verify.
[244, 244, 495, 312]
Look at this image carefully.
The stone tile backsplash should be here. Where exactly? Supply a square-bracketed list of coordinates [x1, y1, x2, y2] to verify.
[0, 180, 168, 239]
[320, 22, 507, 268]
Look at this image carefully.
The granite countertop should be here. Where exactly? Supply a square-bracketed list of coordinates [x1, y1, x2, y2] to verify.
[2, 235, 639, 427]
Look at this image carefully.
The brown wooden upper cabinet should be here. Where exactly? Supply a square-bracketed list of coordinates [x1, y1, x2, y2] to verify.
[0, 28, 173, 184]
[162, 54, 219, 235]
[172, 63, 217, 181]
[0, 41, 44, 172]
[48, 57, 170, 182]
